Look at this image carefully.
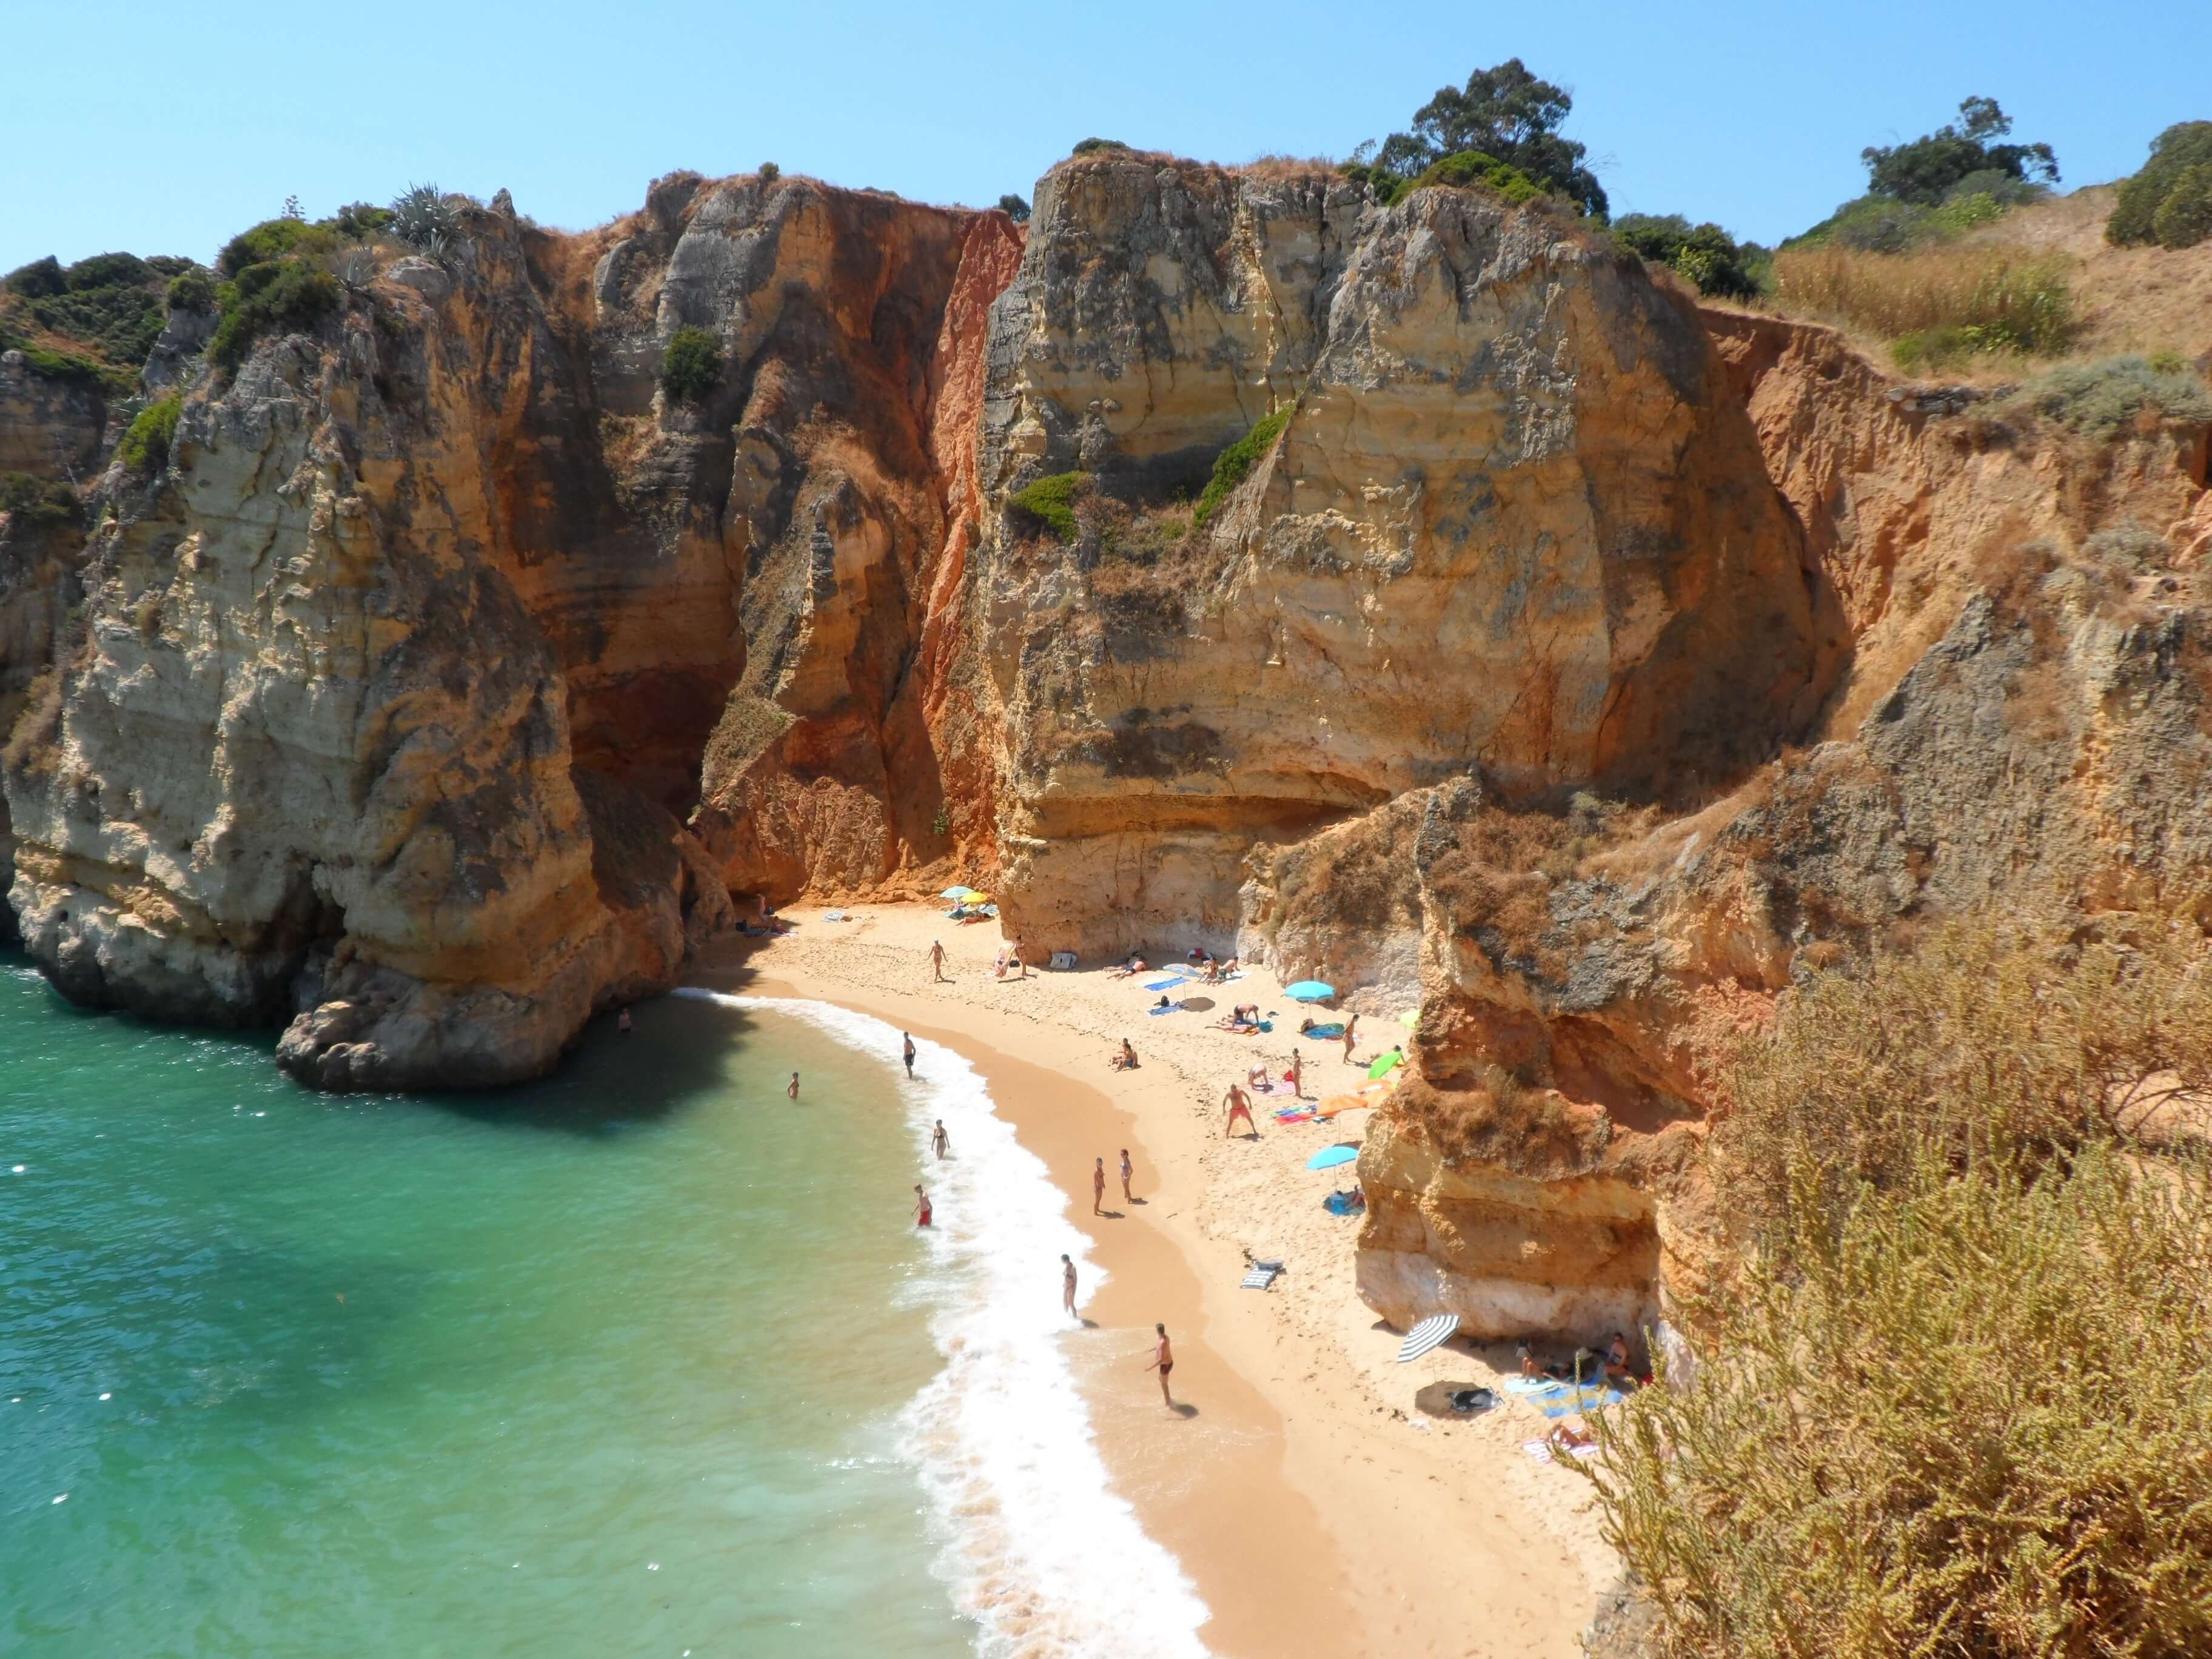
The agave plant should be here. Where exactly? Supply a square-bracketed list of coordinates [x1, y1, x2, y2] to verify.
[389, 183, 462, 260]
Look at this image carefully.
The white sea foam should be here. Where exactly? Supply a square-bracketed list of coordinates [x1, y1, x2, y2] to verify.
[675, 988, 1212, 1658]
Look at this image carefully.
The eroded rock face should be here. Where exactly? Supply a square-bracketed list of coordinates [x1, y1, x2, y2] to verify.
[970, 156, 1831, 957]
[0, 352, 107, 479]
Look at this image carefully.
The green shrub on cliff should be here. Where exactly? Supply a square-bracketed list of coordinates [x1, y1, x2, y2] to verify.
[117, 395, 182, 472]
[1007, 471, 1084, 541]
[207, 260, 340, 372]
[0, 472, 82, 528]
[1193, 407, 1292, 526]
[1612, 214, 1765, 300]
[2108, 121, 2212, 248]
[1999, 355, 2212, 439]
[660, 327, 722, 401]
[1070, 138, 1129, 156]
[165, 267, 216, 313]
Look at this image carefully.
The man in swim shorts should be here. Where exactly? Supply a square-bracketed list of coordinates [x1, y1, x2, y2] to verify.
[932, 1120, 950, 1159]
[1222, 1082, 1258, 1138]
[1142, 1324, 1175, 1406]
[914, 1185, 933, 1228]
[903, 1032, 916, 1077]
[787, 1071, 800, 1101]
[1062, 1253, 1078, 1316]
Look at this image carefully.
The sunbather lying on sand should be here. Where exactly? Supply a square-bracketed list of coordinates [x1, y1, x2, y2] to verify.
[1518, 1342, 1574, 1382]
[1546, 1421, 1595, 1455]
[1109, 954, 1148, 979]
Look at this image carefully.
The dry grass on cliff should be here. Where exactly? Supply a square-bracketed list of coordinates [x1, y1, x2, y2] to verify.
[1772, 241, 2077, 368]
[1585, 910, 2212, 1658]
[1589, 1145, 2212, 1659]
[1711, 911, 2212, 1242]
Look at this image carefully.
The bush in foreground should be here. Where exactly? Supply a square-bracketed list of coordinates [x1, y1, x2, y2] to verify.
[1587, 914, 2212, 1657]
[1007, 471, 1084, 541]
[1590, 1147, 2212, 1659]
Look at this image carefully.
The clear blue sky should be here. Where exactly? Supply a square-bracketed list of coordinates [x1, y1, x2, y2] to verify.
[4, 0, 2197, 273]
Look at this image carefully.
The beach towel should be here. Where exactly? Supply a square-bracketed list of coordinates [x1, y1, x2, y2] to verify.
[1503, 1376, 1630, 1414]
[1523, 1438, 1600, 1464]
[1240, 1261, 1283, 1290]
[1146, 1002, 1184, 1016]
[1301, 1023, 1345, 1039]
[1142, 977, 1187, 992]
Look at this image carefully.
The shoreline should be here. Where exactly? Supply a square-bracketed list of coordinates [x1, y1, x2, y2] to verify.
[690, 906, 1614, 1658]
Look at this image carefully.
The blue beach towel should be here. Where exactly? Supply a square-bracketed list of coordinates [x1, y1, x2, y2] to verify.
[1302, 1022, 1345, 1040]
[1147, 1002, 1184, 1016]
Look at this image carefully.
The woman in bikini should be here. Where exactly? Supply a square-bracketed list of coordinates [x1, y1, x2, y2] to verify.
[1119, 1148, 1134, 1204]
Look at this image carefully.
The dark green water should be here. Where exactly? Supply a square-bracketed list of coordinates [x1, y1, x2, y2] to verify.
[0, 956, 970, 1658]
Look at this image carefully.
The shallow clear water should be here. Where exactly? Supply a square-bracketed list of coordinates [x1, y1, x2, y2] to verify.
[0, 956, 972, 1658]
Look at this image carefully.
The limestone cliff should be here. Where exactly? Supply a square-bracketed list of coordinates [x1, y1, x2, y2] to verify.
[969, 155, 1834, 958]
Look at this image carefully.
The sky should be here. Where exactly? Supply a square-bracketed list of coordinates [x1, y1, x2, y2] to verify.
[3, 0, 2200, 273]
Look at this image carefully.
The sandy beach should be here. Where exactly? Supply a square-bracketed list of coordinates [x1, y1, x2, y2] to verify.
[692, 905, 1617, 1658]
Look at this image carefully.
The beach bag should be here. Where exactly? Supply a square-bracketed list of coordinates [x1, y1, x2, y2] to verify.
[1049, 951, 1076, 971]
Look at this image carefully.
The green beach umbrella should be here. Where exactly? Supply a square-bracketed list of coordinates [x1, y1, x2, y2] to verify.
[1397, 1008, 1420, 1028]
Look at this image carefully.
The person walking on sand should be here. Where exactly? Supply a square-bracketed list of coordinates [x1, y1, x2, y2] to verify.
[787, 1071, 800, 1101]
[932, 1119, 950, 1159]
[1141, 1324, 1175, 1406]
[1223, 1082, 1258, 1138]
[1062, 1253, 1078, 1318]
[929, 939, 947, 982]
[903, 1032, 917, 1078]
[1092, 1156, 1108, 1215]
[1119, 1148, 1134, 1204]
[1286, 1047, 1303, 1098]
[914, 1185, 933, 1228]
[1341, 1015, 1359, 1064]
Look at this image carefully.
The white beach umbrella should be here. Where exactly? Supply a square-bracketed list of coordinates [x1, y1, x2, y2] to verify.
[1396, 1312, 1461, 1363]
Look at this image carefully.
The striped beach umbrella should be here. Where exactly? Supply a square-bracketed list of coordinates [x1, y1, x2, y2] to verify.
[1397, 1313, 1461, 1363]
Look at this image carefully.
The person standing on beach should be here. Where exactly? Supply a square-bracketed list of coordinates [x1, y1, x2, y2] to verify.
[617, 1008, 632, 1036]
[929, 939, 947, 982]
[1223, 1082, 1258, 1138]
[1141, 1324, 1175, 1407]
[914, 1185, 933, 1228]
[932, 1119, 950, 1159]
[787, 1071, 800, 1101]
[1286, 1048, 1303, 1098]
[1341, 1016, 1359, 1064]
[1119, 1148, 1134, 1204]
[1062, 1254, 1078, 1317]
[1092, 1157, 1108, 1215]
[903, 1032, 917, 1078]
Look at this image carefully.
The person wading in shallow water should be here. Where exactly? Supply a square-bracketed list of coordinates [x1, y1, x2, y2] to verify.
[928, 939, 947, 982]
[787, 1071, 800, 1102]
[932, 1119, 950, 1159]
[1062, 1253, 1078, 1318]
[914, 1185, 933, 1228]
[903, 1032, 916, 1078]
[1139, 1324, 1175, 1406]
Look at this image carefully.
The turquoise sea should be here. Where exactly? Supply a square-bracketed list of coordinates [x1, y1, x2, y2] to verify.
[0, 954, 973, 1658]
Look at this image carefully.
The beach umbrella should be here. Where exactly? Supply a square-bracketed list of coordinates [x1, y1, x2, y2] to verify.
[1315, 1094, 1367, 1118]
[1397, 1008, 1420, 1028]
[940, 886, 977, 900]
[1284, 980, 1335, 1002]
[1397, 1312, 1461, 1363]
[1306, 1144, 1358, 1170]
[1367, 1048, 1404, 1081]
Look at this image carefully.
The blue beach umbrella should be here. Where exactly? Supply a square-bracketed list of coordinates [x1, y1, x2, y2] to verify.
[940, 886, 978, 900]
[1284, 980, 1335, 1002]
[1306, 1145, 1358, 1170]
